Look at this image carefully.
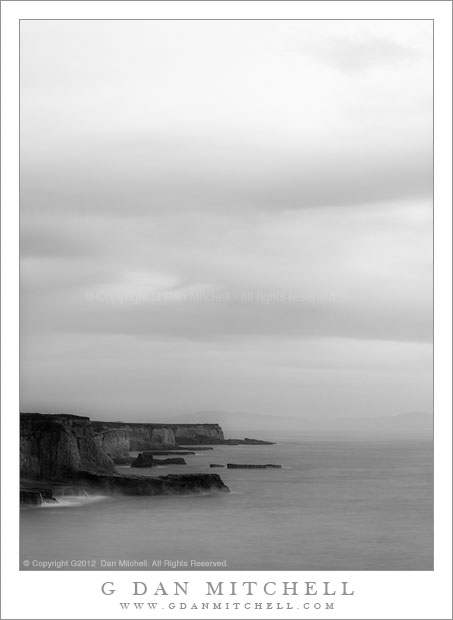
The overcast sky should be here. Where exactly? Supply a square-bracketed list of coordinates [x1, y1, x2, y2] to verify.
[19, 20, 433, 436]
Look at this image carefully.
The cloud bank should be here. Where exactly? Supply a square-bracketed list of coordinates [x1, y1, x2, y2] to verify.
[20, 20, 433, 429]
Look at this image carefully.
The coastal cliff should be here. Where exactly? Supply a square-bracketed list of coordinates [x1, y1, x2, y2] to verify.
[21, 413, 117, 480]
[20, 413, 229, 499]
[91, 421, 225, 450]
[172, 424, 225, 444]
[95, 428, 130, 464]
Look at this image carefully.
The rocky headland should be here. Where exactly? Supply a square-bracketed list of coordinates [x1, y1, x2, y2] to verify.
[91, 420, 274, 450]
[91, 421, 225, 451]
[20, 413, 229, 504]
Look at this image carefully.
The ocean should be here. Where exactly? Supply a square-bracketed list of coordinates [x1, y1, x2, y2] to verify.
[20, 440, 433, 571]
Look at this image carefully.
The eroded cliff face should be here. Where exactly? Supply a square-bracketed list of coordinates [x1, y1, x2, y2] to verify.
[151, 427, 175, 445]
[91, 423, 176, 451]
[95, 429, 130, 463]
[172, 424, 225, 445]
[20, 413, 230, 498]
[91, 422, 224, 449]
[20, 413, 116, 480]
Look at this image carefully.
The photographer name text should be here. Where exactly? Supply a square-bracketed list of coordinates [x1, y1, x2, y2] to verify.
[101, 580, 354, 612]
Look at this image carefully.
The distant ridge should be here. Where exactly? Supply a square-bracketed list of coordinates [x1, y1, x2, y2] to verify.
[286, 411, 433, 440]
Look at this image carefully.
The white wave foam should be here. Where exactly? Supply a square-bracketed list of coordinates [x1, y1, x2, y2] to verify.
[41, 495, 108, 508]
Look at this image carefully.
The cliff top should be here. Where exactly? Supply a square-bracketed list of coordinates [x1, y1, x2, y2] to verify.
[20, 412, 222, 428]
[92, 421, 222, 428]
[21, 412, 91, 422]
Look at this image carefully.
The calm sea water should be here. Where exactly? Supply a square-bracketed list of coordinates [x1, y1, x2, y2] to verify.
[20, 441, 433, 570]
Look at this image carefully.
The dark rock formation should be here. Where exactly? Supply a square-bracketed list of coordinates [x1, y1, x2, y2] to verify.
[111, 456, 134, 465]
[20, 490, 43, 505]
[223, 438, 275, 445]
[20, 486, 58, 505]
[60, 471, 228, 495]
[142, 450, 195, 456]
[21, 413, 116, 480]
[244, 437, 275, 445]
[210, 464, 226, 468]
[130, 452, 155, 468]
[131, 452, 187, 467]
[226, 463, 282, 469]
[20, 472, 228, 500]
[95, 429, 130, 464]
[153, 457, 186, 465]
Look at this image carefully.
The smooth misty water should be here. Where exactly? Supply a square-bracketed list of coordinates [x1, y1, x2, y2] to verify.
[20, 441, 433, 570]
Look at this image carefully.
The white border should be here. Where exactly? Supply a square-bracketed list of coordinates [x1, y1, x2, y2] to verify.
[1, 2, 451, 619]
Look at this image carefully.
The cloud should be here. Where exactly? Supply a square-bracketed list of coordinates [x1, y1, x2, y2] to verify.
[19, 331, 433, 425]
[20, 134, 432, 219]
[20, 198, 432, 345]
[19, 20, 433, 422]
[292, 34, 428, 73]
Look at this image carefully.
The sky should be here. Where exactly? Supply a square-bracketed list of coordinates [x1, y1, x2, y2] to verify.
[19, 20, 433, 438]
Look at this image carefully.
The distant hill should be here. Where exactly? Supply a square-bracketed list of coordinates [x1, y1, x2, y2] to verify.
[317, 411, 433, 440]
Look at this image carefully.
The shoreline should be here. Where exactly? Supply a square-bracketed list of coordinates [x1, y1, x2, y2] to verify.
[20, 412, 273, 505]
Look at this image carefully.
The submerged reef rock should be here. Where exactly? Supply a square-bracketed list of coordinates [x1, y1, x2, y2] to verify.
[226, 463, 282, 469]
[223, 438, 275, 445]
